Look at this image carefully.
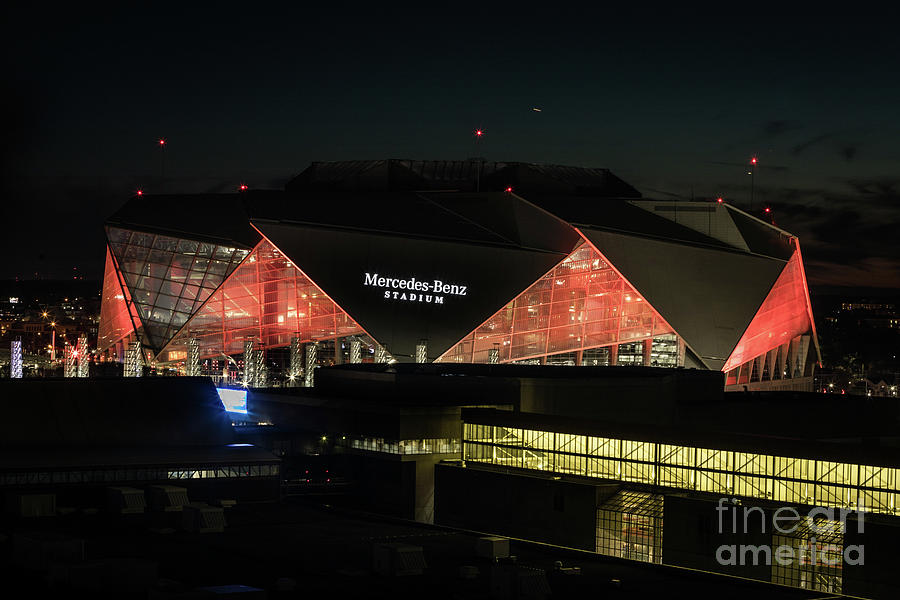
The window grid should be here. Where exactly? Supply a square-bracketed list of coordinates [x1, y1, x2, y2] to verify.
[771, 520, 844, 594]
[341, 437, 461, 455]
[462, 426, 900, 516]
[0, 464, 280, 486]
[105, 227, 251, 352]
[596, 491, 664, 564]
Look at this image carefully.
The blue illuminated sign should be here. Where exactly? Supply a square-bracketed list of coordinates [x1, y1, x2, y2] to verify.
[216, 388, 248, 414]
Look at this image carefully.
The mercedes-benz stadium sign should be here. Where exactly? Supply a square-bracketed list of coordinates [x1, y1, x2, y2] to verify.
[363, 272, 468, 304]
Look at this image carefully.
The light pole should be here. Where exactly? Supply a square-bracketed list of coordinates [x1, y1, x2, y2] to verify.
[749, 156, 757, 211]
[474, 129, 484, 192]
[158, 138, 166, 181]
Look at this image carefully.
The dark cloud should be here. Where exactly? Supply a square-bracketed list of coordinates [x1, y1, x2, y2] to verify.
[808, 209, 862, 243]
[789, 132, 869, 162]
[761, 120, 802, 137]
[844, 177, 900, 201]
[839, 143, 858, 161]
[790, 133, 833, 156]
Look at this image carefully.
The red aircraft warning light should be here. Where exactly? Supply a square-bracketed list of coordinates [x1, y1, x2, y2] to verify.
[505, 186, 513, 193]
[475, 129, 483, 137]
[239, 184, 248, 191]
[750, 156, 758, 165]
[136, 189, 144, 196]
[764, 207, 771, 213]
[158, 139, 166, 146]
[716, 197, 723, 203]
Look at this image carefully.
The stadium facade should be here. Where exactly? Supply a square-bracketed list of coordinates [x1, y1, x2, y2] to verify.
[98, 160, 820, 390]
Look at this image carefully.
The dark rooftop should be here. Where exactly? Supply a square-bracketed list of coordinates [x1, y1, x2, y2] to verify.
[285, 159, 643, 197]
[0, 377, 233, 448]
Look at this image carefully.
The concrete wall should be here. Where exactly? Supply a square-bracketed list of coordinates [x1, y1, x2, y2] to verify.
[518, 369, 724, 427]
[843, 515, 900, 599]
[435, 464, 600, 551]
[345, 454, 415, 519]
[663, 495, 771, 582]
[411, 453, 457, 524]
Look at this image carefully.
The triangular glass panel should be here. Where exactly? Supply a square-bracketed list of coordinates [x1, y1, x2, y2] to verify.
[106, 226, 251, 352]
[98, 247, 137, 352]
[437, 242, 674, 363]
[159, 239, 366, 362]
[723, 246, 812, 372]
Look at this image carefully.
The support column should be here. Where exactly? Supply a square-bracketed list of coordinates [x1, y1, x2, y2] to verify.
[574, 349, 583, 367]
[243, 339, 255, 387]
[289, 337, 303, 386]
[415, 340, 428, 364]
[76, 335, 89, 378]
[186, 338, 201, 377]
[304, 342, 318, 387]
[64, 343, 77, 378]
[794, 335, 810, 378]
[488, 345, 500, 365]
[375, 344, 389, 364]
[10, 339, 22, 378]
[609, 344, 619, 367]
[349, 339, 362, 364]
[764, 349, 777, 381]
[254, 348, 266, 388]
[124, 340, 142, 377]
[642, 339, 653, 367]
[333, 337, 344, 365]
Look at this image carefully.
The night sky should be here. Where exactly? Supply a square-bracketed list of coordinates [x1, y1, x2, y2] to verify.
[3, 6, 898, 290]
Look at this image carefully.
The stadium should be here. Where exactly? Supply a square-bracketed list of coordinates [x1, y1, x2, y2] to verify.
[98, 159, 819, 390]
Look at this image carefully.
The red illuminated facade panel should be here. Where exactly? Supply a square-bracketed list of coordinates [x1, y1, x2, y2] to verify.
[723, 244, 812, 373]
[97, 247, 137, 352]
[160, 239, 365, 361]
[437, 242, 675, 364]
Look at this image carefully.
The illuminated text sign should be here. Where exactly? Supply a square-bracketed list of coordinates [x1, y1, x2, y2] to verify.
[363, 272, 468, 304]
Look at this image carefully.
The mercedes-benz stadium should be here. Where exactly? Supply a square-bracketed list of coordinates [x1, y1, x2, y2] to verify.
[97, 159, 820, 390]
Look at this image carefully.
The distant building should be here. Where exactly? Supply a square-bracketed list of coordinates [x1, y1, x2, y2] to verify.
[97, 160, 820, 390]
[841, 302, 895, 312]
